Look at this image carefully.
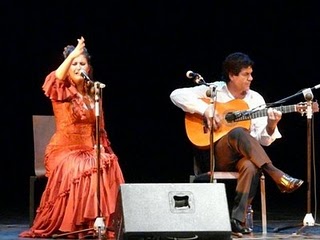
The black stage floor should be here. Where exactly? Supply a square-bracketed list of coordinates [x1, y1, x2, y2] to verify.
[1, 207, 320, 240]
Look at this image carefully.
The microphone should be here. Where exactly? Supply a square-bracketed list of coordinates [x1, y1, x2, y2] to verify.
[186, 70, 201, 79]
[186, 70, 206, 85]
[80, 69, 93, 83]
[80, 69, 107, 89]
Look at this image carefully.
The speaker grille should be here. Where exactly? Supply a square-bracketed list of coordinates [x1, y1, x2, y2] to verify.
[113, 183, 231, 240]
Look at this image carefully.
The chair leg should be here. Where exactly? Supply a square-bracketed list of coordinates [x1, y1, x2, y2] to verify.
[260, 172, 267, 234]
[29, 176, 36, 227]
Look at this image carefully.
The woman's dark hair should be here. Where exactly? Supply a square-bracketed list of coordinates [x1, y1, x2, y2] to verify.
[63, 45, 91, 63]
[222, 52, 254, 82]
[63, 45, 95, 95]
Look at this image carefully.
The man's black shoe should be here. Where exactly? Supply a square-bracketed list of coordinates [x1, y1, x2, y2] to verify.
[230, 218, 252, 234]
[277, 174, 304, 193]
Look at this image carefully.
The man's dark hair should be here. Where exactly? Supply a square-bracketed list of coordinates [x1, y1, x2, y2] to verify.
[222, 52, 254, 82]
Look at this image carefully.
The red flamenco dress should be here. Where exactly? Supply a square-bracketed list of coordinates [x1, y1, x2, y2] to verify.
[19, 71, 125, 238]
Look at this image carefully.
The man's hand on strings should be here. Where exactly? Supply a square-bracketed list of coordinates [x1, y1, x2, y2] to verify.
[266, 108, 282, 135]
[203, 105, 221, 131]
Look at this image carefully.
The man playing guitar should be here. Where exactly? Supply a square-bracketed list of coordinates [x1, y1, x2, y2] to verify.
[170, 52, 306, 236]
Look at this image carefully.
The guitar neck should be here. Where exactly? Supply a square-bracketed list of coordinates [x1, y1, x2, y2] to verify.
[234, 104, 297, 122]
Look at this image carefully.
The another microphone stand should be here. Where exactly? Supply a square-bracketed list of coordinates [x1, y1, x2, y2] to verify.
[273, 87, 320, 234]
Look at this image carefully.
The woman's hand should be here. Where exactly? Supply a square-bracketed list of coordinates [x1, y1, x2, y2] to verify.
[69, 36, 86, 59]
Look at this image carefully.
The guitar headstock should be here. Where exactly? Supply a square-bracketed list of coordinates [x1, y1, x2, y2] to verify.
[296, 101, 319, 115]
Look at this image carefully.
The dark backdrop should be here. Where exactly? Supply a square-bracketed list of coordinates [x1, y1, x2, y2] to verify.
[2, 1, 320, 218]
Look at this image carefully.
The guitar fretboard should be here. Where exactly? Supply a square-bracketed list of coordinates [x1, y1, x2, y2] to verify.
[234, 105, 297, 122]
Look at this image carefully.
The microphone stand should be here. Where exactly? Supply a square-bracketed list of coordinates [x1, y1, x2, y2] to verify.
[191, 74, 218, 183]
[206, 84, 218, 183]
[273, 86, 320, 234]
[52, 80, 107, 240]
[93, 81, 107, 239]
[81, 71, 107, 236]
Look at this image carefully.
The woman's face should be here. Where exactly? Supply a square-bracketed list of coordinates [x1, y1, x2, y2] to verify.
[68, 54, 90, 85]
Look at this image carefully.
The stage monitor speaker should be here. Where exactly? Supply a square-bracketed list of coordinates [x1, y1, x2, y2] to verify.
[113, 183, 231, 240]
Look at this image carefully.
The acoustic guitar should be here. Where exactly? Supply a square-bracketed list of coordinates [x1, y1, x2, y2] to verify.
[185, 98, 319, 149]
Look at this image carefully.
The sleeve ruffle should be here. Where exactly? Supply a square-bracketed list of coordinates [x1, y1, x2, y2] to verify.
[42, 71, 78, 101]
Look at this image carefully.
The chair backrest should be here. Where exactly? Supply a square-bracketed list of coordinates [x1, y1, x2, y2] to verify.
[32, 115, 55, 177]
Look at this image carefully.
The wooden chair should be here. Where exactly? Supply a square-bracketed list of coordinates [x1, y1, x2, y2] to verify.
[190, 166, 267, 234]
[29, 115, 55, 225]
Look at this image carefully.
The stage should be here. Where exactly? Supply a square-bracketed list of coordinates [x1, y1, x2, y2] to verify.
[2, 208, 320, 240]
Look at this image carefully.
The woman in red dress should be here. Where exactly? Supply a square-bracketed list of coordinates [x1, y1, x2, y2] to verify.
[20, 36, 125, 239]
